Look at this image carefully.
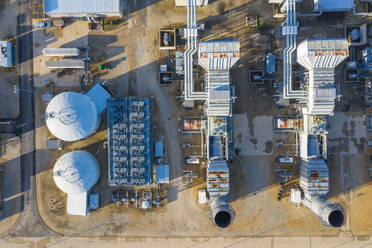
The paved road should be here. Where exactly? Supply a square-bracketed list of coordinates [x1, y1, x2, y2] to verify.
[4, 0, 57, 237]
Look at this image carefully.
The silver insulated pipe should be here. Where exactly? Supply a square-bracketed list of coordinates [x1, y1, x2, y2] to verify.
[209, 196, 235, 228]
[303, 197, 345, 228]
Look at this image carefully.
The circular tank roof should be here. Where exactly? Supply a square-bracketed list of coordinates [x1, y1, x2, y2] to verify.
[53, 150, 100, 194]
[45, 92, 99, 142]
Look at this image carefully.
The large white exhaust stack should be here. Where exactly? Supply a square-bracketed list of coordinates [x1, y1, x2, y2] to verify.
[209, 196, 235, 228]
[303, 197, 345, 228]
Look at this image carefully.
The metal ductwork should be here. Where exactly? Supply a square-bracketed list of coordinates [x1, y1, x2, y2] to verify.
[209, 196, 235, 228]
[303, 197, 345, 228]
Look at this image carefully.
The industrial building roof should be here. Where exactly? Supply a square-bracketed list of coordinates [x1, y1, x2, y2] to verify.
[297, 39, 349, 69]
[86, 83, 111, 115]
[206, 71, 231, 116]
[156, 165, 169, 184]
[0, 41, 13, 67]
[155, 141, 163, 157]
[46, 59, 85, 69]
[67, 192, 88, 216]
[53, 151, 100, 195]
[44, 0, 122, 16]
[314, 0, 354, 12]
[45, 92, 99, 141]
[42, 48, 80, 57]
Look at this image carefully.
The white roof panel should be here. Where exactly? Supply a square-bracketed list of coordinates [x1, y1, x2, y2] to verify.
[46, 59, 84, 69]
[0, 41, 13, 67]
[86, 83, 111, 114]
[42, 48, 80, 57]
[156, 165, 169, 184]
[67, 192, 88, 216]
[44, 0, 121, 15]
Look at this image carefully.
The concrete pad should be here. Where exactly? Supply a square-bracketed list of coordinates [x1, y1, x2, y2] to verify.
[233, 114, 273, 155]
[327, 112, 366, 154]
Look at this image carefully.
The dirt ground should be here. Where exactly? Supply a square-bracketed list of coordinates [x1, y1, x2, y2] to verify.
[27, 0, 372, 240]
[33, 19, 88, 87]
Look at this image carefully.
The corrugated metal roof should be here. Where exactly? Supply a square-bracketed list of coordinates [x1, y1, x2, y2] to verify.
[44, 0, 121, 14]
[314, 0, 354, 12]
[86, 83, 111, 115]
[155, 141, 163, 157]
[46, 59, 85, 69]
[67, 192, 88, 216]
[42, 48, 80, 57]
[156, 165, 169, 184]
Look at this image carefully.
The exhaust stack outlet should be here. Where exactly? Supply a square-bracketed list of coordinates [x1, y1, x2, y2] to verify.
[209, 196, 235, 228]
[305, 197, 345, 228]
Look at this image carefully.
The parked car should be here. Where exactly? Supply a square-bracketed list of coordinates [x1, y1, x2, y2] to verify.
[34, 22, 51, 28]
[277, 156, 293, 163]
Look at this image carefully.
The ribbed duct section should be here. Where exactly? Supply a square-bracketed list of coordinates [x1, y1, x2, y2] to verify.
[303, 197, 345, 228]
[209, 196, 235, 228]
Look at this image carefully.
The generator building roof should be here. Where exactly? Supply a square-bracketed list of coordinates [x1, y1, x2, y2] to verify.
[44, 0, 122, 17]
[314, 0, 354, 12]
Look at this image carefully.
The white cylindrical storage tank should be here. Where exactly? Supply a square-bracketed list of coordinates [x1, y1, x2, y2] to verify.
[45, 92, 100, 142]
[53, 150, 100, 194]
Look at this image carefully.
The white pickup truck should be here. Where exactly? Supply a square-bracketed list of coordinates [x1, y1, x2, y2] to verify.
[277, 156, 293, 163]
